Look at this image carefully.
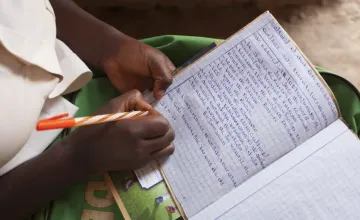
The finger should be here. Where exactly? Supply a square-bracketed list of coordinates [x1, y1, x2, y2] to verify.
[95, 90, 152, 115]
[118, 114, 170, 139]
[150, 57, 174, 100]
[121, 90, 153, 112]
[165, 56, 176, 74]
[151, 144, 175, 159]
[143, 127, 175, 153]
[147, 107, 161, 116]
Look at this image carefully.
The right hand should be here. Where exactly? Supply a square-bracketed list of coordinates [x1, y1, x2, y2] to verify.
[62, 90, 175, 176]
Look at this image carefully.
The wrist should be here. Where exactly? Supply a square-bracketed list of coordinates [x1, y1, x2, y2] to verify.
[58, 137, 92, 181]
[99, 27, 133, 71]
[52, 0, 131, 71]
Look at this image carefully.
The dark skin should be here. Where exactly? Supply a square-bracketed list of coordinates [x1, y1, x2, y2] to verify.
[0, 91, 175, 219]
[68, 91, 175, 174]
[52, 0, 175, 99]
[0, 0, 176, 219]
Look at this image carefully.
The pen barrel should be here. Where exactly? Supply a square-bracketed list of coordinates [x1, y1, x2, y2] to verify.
[36, 111, 149, 131]
[36, 118, 76, 131]
[74, 111, 149, 126]
[75, 111, 148, 126]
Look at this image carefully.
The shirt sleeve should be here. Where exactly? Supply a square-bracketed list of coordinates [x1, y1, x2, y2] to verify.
[0, 42, 82, 176]
[48, 39, 93, 98]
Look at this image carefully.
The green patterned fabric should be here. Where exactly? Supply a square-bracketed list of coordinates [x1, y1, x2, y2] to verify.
[32, 35, 360, 220]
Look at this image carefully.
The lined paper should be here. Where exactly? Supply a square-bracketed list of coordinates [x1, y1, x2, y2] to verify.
[216, 128, 360, 219]
[204, 120, 360, 219]
[154, 12, 339, 217]
[191, 119, 352, 219]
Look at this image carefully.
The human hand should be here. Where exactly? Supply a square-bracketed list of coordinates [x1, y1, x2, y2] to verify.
[101, 33, 175, 100]
[63, 90, 175, 176]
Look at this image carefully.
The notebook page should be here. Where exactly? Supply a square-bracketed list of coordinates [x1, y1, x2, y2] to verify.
[133, 42, 220, 189]
[155, 12, 339, 217]
[191, 119, 351, 219]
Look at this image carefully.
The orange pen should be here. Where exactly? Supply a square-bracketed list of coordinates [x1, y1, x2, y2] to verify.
[36, 111, 149, 131]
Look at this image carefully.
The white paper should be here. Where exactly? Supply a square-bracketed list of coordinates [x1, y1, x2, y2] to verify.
[153, 11, 339, 217]
[191, 119, 351, 219]
[134, 161, 163, 189]
[204, 121, 360, 219]
[133, 90, 162, 189]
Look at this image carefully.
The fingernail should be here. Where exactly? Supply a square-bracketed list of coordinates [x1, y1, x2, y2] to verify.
[145, 103, 152, 109]
[156, 91, 165, 99]
[170, 65, 176, 72]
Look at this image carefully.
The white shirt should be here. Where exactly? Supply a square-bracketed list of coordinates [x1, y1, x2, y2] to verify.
[0, 0, 92, 175]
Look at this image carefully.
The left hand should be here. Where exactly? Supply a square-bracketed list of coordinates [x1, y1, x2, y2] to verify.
[101, 34, 175, 100]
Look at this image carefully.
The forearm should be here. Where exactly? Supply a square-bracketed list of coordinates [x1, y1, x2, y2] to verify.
[0, 140, 85, 220]
[51, 0, 127, 67]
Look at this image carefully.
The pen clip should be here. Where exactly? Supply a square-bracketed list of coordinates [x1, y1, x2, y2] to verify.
[36, 113, 74, 131]
[38, 113, 69, 122]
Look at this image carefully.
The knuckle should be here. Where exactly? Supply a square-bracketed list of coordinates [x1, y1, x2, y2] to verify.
[163, 128, 175, 145]
[168, 144, 175, 155]
[164, 75, 173, 85]
[128, 125, 142, 137]
[162, 73, 173, 85]
[168, 129, 175, 142]
[115, 120, 128, 130]
[129, 89, 142, 98]
[117, 121, 141, 137]
[111, 95, 125, 105]
[156, 115, 170, 129]
[134, 146, 144, 157]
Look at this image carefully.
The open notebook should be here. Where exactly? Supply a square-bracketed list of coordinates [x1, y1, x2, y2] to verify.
[138, 11, 360, 220]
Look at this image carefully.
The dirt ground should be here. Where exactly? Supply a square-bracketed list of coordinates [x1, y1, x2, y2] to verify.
[280, 0, 360, 90]
[78, 0, 360, 89]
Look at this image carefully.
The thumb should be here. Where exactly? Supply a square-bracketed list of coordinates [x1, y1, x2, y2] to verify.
[122, 90, 153, 112]
[150, 56, 175, 100]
